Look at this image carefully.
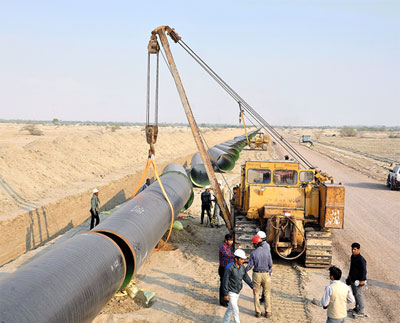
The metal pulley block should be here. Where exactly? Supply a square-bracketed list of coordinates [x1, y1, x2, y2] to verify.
[148, 33, 160, 54]
[145, 125, 158, 156]
[167, 28, 181, 43]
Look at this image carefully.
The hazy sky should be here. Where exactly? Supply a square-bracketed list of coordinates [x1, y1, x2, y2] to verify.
[0, 1, 399, 126]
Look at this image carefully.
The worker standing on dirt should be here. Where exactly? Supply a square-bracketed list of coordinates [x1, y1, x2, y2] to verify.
[246, 235, 273, 318]
[222, 249, 254, 323]
[321, 266, 355, 322]
[219, 234, 234, 307]
[90, 189, 100, 230]
[256, 230, 270, 304]
[213, 180, 225, 228]
[346, 242, 367, 317]
[257, 231, 271, 253]
[200, 185, 212, 226]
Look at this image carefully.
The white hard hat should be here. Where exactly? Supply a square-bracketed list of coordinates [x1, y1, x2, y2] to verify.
[205, 185, 211, 189]
[93, 189, 99, 193]
[218, 180, 222, 185]
[257, 231, 266, 239]
[234, 249, 247, 259]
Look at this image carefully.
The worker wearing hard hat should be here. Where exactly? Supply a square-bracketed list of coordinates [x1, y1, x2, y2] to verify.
[90, 189, 100, 230]
[257, 230, 271, 253]
[222, 249, 254, 323]
[255, 231, 271, 305]
[247, 235, 273, 318]
[200, 185, 212, 226]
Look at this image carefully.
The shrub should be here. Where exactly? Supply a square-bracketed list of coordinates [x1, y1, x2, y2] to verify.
[340, 126, 357, 137]
[20, 124, 44, 136]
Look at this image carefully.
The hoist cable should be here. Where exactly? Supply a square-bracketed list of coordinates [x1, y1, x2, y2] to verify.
[155, 52, 159, 125]
[178, 39, 311, 168]
[177, 40, 314, 169]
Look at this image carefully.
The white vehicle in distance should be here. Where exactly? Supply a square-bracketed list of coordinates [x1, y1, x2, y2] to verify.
[387, 164, 400, 190]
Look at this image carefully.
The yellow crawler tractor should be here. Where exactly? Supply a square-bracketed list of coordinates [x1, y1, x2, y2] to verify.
[249, 133, 270, 150]
[232, 160, 345, 267]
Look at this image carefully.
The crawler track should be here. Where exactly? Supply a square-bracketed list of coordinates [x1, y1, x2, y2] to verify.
[304, 230, 332, 268]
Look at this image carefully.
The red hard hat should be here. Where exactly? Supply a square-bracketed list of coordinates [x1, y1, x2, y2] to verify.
[252, 235, 262, 243]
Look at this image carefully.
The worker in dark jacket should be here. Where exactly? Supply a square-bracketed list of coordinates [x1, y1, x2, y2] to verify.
[346, 242, 367, 316]
[247, 235, 273, 318]
[90, 189, 100, 230]
[200, 185, 212, 226]
[219, 234, 234, 307]
[222, 249, 254, 323]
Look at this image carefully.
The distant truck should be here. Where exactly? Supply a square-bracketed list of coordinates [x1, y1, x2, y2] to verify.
[387, 164, 400, 190]
[299, 135, 313, 147]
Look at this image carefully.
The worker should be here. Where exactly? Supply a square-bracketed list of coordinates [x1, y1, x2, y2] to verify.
[346, 242, 367, 317]
[90, 188, 100, 230]
[213, 180, 225, 228]
[218, 234, 234, 307]
[246, 235, 273, 318]
[139, 178, 151, 192]
[222, 249, 254, 323]
[321, 266, 355, 322]
[256, 231, 271, 253]
[256, 230, 271, 304]
[200, 185, 212, 226]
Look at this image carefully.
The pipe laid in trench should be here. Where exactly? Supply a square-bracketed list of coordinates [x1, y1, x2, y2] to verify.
[0, 163, 192, 323]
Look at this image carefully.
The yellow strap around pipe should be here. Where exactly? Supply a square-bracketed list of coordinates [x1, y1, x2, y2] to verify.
[241, 110, 250, 146]
[130, 158, 152, 199]
[150, 159, 175, 244]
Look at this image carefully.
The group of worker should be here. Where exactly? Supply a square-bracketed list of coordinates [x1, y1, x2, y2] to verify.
[219, 231, 273, 322]
[200, 181, 225, 228]
[219, 234, 367, 323]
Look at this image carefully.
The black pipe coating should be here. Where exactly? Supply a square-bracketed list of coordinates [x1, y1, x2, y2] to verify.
[0, 233, 126, 323]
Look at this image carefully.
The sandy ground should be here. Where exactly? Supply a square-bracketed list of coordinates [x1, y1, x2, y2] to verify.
[1, 126, 399, 322]
[281, 135, 400, 323]
[0, 123, 246, 217]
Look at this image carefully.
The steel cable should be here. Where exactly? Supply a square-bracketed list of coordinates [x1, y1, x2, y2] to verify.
[177, 40, 314, 169]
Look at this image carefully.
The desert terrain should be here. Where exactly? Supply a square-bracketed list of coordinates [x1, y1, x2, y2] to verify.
[0, 124, 399, 322]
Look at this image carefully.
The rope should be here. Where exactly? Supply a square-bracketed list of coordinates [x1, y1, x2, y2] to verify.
[151, 158, 175, 247]
[130, 157, 175, 250]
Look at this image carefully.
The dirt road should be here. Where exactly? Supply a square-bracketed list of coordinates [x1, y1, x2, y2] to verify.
[292, 142, 400, 322]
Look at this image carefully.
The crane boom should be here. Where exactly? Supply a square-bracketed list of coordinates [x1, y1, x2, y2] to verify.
[152, 26, 233, 230]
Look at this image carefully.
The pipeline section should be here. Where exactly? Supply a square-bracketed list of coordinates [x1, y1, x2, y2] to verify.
[0, 163, 192, 323]
[189, 130, 260, 187]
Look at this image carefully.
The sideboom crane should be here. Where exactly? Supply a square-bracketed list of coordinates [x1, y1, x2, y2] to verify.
[150, 26, 233, 230]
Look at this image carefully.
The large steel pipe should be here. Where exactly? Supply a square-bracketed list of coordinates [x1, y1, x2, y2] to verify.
[208, 147, 235, 172]
[214, 144, 240, 161]
[222, 139, 244, 151]
[189, 152, 210, 187]
[94, 163, 192, 281]
[0, 233, 126, 323]
[0, 163, 192, 322]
